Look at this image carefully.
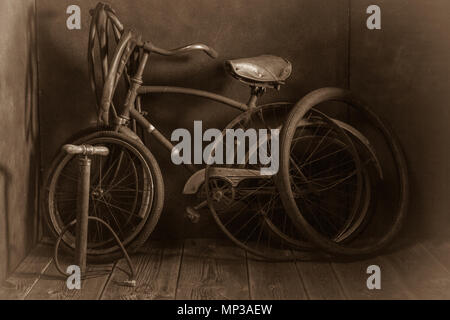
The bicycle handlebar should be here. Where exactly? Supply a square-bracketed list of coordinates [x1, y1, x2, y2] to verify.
[143, 41, 219, 59]
[89, 5, 218, 59]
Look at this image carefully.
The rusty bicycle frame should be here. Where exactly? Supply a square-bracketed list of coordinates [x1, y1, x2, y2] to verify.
[89, 4, 272, 178]
[40, 2, 403, 262]
[88, 3, 297, 214]
[88, 3, 380, 217]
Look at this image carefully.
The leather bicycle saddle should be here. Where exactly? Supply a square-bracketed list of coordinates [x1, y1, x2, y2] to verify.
[225, 55, 292, 88]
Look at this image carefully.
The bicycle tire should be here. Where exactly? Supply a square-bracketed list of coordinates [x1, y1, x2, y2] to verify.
[43, 130, 164, 263]
[279, 87, 409, 257]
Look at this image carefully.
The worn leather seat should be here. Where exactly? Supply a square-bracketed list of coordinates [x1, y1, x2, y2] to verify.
[225, 55, 292, 88]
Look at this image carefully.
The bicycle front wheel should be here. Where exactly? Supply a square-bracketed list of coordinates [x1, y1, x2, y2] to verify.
[43, 131, 164, 263]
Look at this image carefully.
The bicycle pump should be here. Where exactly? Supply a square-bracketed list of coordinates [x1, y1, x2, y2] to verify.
[54, 144, 136, 287]
[63, 144, 108, 272]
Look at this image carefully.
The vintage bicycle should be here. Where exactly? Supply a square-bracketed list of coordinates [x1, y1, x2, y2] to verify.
[42, 3, 408, 262]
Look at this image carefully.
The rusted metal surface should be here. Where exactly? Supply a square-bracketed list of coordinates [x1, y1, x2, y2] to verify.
[182, 169, 206, 195]
[98, 30, 136, 125]
[143, 41, 218, 59]
[75, 157, 91, 274]
[182, 167, 274, 195]
[89, 4, 225, 127]
[62, 144, 110, 273]
[88, 2, 124, 115]
[62, 144, 109, 157]
[137, 86, 248, 111]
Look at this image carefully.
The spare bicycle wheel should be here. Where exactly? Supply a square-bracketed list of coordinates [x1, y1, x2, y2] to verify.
[269, 109, 375, 250]
[279, 87, 409, 257]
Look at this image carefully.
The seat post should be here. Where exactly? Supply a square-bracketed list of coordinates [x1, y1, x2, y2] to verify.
[247, 86, 266, 109]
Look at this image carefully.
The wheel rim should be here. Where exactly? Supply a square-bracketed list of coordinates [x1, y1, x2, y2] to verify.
[205, 103, 307, 260]
[279, 88, 409, 256]
[287, 109, 364, 241]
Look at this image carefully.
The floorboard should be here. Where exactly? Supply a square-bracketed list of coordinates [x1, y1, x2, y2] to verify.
[101, 241, 183, 300]
[332, 255, 414, 299]
[423, 238, 450, 272]
[295, 261, 346, 300]
[4, 238, 450, 300]
[176, 238, 249, 300]
[387, 243, 450, 299]
[25, 257, 113, 300]
[247, 250, 307, 300]
[0, 244, 53, 300]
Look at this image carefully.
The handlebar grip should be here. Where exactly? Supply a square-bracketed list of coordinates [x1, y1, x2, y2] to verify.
[143, 42, 218, 59]
[63, 144, 110, 157]
[204, 47, 219, 59]
[183, 43, 218, 59]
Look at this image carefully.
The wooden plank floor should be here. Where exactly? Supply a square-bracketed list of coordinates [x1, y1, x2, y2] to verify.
[1, 238, 450, 300]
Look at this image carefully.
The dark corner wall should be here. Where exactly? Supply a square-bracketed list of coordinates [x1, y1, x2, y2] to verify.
[0, 0, 39, 283]
[349, 0, 450, 238]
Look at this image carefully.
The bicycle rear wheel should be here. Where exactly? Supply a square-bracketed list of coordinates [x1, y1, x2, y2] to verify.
[205, 103, 294, 260]
[205, 102, 366, 260]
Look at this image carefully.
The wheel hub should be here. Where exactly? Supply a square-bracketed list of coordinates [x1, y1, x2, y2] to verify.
[91, 187, 110, 200]
[213, 190, 224, 202]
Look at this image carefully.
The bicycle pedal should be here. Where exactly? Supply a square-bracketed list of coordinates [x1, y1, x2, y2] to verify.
[185, 206, 201, 224]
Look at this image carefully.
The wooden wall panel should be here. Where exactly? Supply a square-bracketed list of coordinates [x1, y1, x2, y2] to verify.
[0, 0, 39, 283]
[350, 0, 450, 237]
